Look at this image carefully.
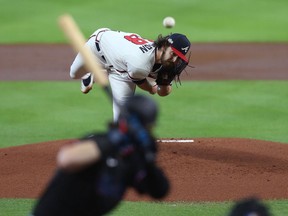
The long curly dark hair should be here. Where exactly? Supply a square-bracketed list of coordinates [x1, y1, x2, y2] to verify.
[153, 34, 170, 48]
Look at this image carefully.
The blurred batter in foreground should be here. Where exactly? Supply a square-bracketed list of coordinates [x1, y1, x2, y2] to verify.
[30, 95, 169, 216]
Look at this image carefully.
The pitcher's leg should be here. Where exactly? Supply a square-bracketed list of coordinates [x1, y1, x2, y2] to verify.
[70, 53, 88, 79]
[70, 55, 94, 94]
[108, 74, 136, 121]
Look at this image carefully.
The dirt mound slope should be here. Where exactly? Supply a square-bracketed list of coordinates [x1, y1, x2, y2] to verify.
[1, 138, 288, 202]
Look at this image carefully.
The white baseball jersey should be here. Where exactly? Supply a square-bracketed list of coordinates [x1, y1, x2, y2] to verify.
[70, 28, 158, 121]
[98, 30, 156, 81]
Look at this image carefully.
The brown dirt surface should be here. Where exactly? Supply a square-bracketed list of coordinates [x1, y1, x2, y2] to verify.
[1, 44, 288, 202]
[1, 138, 288, 202]
[1, 43, 288, 81]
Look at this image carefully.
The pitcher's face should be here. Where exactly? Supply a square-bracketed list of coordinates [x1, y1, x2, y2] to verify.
[160, 46, 179, 67]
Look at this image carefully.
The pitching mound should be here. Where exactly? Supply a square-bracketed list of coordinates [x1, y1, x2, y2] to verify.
[1, 138, 288, 202]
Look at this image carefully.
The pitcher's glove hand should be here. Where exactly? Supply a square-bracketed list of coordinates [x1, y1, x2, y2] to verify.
[156, 59, 188, 85]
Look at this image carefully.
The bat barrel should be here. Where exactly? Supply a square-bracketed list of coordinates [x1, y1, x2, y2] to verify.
[58, 14, 109, 88]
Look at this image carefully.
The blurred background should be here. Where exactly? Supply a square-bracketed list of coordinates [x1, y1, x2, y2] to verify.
[0, 0, 287, 43]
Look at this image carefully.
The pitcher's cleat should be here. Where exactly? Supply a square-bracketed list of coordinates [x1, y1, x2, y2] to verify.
[81, 73, 94, 94]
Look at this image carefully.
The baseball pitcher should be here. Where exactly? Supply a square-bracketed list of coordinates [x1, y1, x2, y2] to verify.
[70, 28, 191, 121]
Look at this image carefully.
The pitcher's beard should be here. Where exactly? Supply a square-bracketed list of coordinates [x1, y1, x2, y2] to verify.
[160, 54, 174, 68]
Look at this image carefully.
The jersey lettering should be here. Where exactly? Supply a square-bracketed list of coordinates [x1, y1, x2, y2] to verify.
[124, 34, 153, 53]
[139, 44, 153, 53]
[124, 34, 148, 45]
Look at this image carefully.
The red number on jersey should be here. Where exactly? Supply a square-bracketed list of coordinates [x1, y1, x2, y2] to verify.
[124, 34, 149, 45]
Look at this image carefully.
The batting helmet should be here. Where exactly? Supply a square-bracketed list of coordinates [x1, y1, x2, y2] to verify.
[228, 197, 271, 216]
[120, 94, 158, 127]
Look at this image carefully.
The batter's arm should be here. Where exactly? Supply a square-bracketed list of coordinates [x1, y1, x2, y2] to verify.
[57, 140, 101, 172]
[145, 165, 170, 199]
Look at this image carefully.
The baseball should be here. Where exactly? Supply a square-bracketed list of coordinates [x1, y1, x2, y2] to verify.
[163, 16, 175, 28]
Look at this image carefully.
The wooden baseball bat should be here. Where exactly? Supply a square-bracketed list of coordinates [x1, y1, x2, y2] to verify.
[58, 14, 112, 98]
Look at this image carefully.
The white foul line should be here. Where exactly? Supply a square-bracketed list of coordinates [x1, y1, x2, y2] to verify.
[157, 139, 194, 143]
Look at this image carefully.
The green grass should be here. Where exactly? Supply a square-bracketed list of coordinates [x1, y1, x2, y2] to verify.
[1, 81, 287, 148]
[0, 199, 34, 216]
[111, 201, 233, 216]
[156, 81, 288, 143]
[0, 81, 111, 147]
[1, 0, 288, 214]
[1, 199, 288, 216]
[1, 81, 287, 215]
[0, 0, 288, 43]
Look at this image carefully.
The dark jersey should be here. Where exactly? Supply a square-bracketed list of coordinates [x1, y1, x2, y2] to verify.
[32, 132, 169, 216]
